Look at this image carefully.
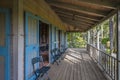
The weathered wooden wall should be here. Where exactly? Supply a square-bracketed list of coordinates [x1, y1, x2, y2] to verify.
[0, 0, 67, 80]
[23, 0, 66, 30]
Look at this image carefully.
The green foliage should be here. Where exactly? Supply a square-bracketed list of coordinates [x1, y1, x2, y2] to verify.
[67, 32, 86, 48]
[106, 48, 110, 54]
[101, 37, 109, 45]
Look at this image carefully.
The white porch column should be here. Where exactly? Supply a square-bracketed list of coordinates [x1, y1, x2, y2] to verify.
[12, 0, 24, 80]
[90, 30, 92, 45]
[93, 30, 96, 46]
[117, 9, 120, 80]
[101, 24, 104, 38]
[109, 17, 114, 54]
[87, 31, 90, 44]
[65, 32, 68, 48]
[97, 31, 100, 62]
[97, 31, 100, 49]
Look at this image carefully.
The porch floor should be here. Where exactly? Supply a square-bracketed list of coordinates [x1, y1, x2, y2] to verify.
[48, 48, 107, 80]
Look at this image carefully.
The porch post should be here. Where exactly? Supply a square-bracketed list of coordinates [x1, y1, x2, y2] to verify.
[109, 17, 114, 54]
[87, 31, 90, 44]
[97, 31, 100, 61]
[101, 24, 104, 38]
[12, 0, 24, 80]
[117, 9, 120, 80]
[90, 30, 92, 45]
[65, 32, 68, 48]
[71, 32, 72, 47]
[97, 32, 100, 49]
[93, 29, 96, 46]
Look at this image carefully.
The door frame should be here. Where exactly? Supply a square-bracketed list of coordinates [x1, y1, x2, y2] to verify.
[24, 11, 50, 80]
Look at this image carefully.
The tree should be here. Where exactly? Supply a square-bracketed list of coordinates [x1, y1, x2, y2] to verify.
[67, 32, 86, 48]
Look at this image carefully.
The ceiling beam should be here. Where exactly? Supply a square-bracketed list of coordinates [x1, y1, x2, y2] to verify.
[66, 25, 88, 32]
[67, 30, 83, 32]
[52, 7, 101, 22]
[92, 9, 117, 29]
[55, 10, 99, 22]
[48, 1, 107, 17]
[65, 22, 89, 32]
[61, 17, 92, 27]
[61, 18, 90, 29]
[57, 13, 96, 24]
[50, 3, 106, 17]
[77, 0, 119, 9]
[66, 25, 83, 31]
[46, 0, 119, 9]
[57, 12, 96, 24]
[65, 21, 88, 29]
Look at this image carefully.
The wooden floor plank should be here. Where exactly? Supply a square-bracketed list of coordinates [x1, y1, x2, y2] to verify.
[42, 48, 108, 80]
[54, 61, 66, 80]
[81, 53, 87, 80]
[65, 60, 71, 80]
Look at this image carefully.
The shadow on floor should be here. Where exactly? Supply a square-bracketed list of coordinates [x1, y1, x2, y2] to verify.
[42, 48, 107, 80]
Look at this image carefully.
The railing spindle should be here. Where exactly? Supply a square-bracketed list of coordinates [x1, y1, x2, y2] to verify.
[87, 44, 117, 80]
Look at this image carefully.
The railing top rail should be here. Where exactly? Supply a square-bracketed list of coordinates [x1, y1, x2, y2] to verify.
[87, 44, 117, 60]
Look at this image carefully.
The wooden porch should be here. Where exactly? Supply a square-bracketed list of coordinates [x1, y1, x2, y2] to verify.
[47, 48, 107, 80]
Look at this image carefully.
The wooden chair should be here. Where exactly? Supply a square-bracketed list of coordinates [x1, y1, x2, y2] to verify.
[32, 56, 50, 80]
[51, 49, 59, 65]
[51, 48, 63, 65]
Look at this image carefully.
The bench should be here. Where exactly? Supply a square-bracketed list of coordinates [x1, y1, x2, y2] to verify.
[32, 56, 50, 80]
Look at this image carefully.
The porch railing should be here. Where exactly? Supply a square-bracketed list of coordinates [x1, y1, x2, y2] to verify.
[87, 44, 117, 80]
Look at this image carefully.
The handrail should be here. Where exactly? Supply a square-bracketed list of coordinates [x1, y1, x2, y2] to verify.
[87, 44, 117, 80]
[87, 44, 117, 60]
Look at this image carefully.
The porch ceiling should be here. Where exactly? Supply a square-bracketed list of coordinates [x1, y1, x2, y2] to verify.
[45, 0, 120, 32]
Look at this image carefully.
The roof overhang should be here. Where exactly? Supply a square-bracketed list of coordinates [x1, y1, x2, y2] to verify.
[45, 0, 120, 32]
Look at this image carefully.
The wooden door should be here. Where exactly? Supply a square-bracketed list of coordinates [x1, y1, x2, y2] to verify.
[0, 9, 10, 80]
[25, 12, 39, 80]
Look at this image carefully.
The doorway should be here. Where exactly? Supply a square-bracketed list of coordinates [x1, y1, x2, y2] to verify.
[58, 30, 61, 49]
[39, 21, 49, 65]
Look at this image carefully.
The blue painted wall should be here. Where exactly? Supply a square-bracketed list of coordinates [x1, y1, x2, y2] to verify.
[0, 8, 10, 80]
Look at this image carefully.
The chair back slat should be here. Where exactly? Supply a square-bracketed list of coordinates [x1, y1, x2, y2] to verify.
[32, 56, 43, 65]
